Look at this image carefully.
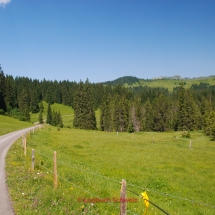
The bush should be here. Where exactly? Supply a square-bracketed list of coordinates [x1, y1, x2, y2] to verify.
[181, 131, 191, 138]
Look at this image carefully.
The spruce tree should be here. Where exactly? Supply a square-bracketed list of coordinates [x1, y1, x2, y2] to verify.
[152, 94, 170, 132]
[46, 86, 54, 104]
[176, 84, 187, 131]
[177, 85, 198, 131]
[18, 89, 30, 121]
[144, 99, 153, 131]
[51, 109, 58, 126]
[4, 75, 15, 111]
[204, 111, 215, 140]
[39, 102, 44, 112]
[38, 110, 43, 124]
[57, 111, 63, 128]
[46, 103, 52, 124]
[0, 71, 6, 112]
[30, 90, 40, 113]
[113, 95, 129, 132]
[100, 93, 113, 131]
[73, 80, 96, 130]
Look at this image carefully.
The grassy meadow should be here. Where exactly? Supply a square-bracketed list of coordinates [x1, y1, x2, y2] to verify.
[30, 101, 74, 127]
[123, 76, 215, 91]
[6, 125, 215, 214]
[0, 115, 33, 136]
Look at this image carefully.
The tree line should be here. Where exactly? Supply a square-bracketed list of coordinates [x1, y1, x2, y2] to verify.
[0, 70, 215, 139]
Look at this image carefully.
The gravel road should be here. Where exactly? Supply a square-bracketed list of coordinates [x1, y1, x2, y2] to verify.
[0, 126, 38, 215]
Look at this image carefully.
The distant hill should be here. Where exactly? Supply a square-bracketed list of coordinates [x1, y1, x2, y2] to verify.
[103, 76, 142, 85]
[102, 75, 215, 91]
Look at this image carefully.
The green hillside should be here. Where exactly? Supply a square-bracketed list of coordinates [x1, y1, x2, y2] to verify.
[0, 115, 32, 135]
[30, 101, 74, 126]
[103, 75, 215, 91]
[31, 101, 101, 129]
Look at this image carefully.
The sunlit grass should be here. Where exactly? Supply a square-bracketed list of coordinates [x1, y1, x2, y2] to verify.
[0, 115, 32, 135]
[124, 77, 215, 91]
[31, 102, 100, 130]
[30, 101, 74, 125]
[6, 126, 215, 214]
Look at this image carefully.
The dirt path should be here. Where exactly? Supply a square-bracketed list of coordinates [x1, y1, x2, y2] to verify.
[0, 126, 38, 215]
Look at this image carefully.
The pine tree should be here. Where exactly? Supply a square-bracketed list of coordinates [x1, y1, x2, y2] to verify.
[177, 86, 198, 131]
[204, 111, 215, 140]
[61, 84, 70, 106]
[38, 110, 43, 124]
[144, 99, 153, 131]
[113, 95, 129, 132]
[73, 80, 96, 130]
[46, 103, 52, 124]
[30, 90, 40, 113]
[0, 71, 6, 112]
[176, 84, 187, 131]
[51, 109, 58, 126]
[39, 102, 44, 112]
[57, 111, 63, 128]
[46, 86, 54, 104]
[152, 94, 170, 132]
[4, 75, 15, 111]
[18, 89, 30, 121]
[184, 91, 197, 131]
[100, 93, 113, 131]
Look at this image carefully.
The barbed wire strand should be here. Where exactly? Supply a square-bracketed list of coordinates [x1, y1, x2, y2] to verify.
[58, 175, 137, 215]
[33, 150, 121, 184]
[26, 147, 215, 209]
[38, 164, 137, 215]
[127, 182, 215, 208]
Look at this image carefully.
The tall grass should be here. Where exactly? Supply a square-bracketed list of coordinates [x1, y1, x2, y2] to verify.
[6, 126, 215, 214]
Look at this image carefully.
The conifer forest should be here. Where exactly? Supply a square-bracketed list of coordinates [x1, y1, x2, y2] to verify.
[0, 70, 215, 140]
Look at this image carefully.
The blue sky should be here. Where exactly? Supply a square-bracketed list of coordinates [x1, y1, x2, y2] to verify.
[0, 0, 215, 83]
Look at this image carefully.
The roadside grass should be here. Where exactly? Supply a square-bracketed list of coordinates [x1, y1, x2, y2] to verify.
[6, 126, 215, 214]
[0, 115, 32, 136]
[124, 77, 215, 91]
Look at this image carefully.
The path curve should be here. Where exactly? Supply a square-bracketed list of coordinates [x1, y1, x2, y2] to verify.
[0, 126, 38, 215]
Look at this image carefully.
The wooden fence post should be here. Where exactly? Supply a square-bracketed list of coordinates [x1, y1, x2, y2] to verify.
[22, 134, 24, 147]
[120, 179, 127, 215]
[189, 140, 192, 149]
[54, 151, 58, 189]
[24, 137, 26, 156]
[32, 149, 34, 170]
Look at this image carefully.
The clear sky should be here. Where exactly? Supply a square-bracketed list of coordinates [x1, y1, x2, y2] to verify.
[0, 0, 215, 83]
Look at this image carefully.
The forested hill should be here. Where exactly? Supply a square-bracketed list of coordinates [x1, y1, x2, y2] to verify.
[1, 69, 215, 140]
[103, 76, 142, 85]
[103, 75, 215, 91]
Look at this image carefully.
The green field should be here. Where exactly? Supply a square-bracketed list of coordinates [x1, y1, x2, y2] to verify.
[123, 77, 215, 91]
[30, 102, 74, 127]
[30, 101, 101, 130]
[6, 126, 215, 214]
[0, 115, 33, 136]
